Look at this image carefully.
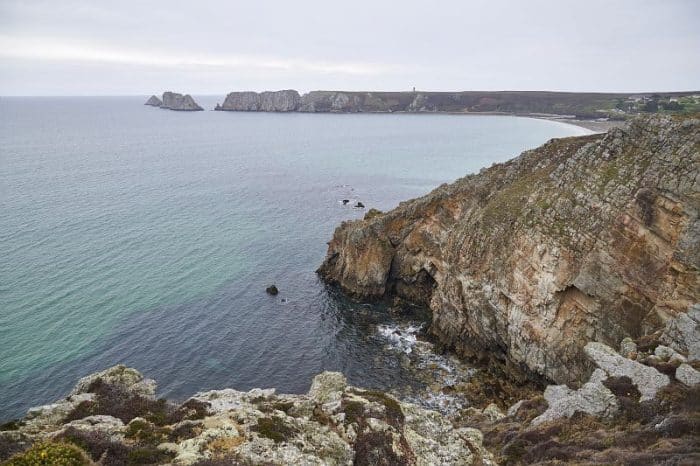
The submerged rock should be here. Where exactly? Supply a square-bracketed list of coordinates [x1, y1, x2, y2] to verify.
[318, 114, 700, 386]
[160, 92, 203, 111]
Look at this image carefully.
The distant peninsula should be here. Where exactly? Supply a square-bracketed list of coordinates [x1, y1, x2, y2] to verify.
[145, 92, 203, 111]
[213, 89, 700, 121]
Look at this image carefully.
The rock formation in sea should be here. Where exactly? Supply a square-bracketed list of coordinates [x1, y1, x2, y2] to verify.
[318, 114, 700, 386]
[160, 92, 203, 111]
[215, 90, 301, 112]
[144, 95, 163, 107]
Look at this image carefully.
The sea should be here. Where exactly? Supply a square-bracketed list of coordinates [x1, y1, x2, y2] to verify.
[0, 95, 591, 420]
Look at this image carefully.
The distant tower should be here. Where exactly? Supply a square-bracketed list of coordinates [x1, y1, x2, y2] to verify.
[412, 86, 416, 92]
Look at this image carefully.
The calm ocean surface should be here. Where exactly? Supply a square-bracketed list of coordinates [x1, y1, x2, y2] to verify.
[0, 96, 590, 420]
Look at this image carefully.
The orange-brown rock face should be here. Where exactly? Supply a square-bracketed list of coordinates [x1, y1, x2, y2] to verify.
[318, 115, 700, 385]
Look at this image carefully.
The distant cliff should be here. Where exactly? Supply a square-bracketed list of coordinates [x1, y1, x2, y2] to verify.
[318, 114, 700, 386]
[214, 90, 700, 118]
[160, 92, 203, 111]
[215, 90, 300, 112]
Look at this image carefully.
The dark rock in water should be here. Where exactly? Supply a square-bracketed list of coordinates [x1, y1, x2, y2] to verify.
[355, 202, 365, 208]
[266, 285, 279, 295]
[281, 298, 288, 303]
[160, 92, 203, 111]
[144, 95, 162, 107]
[342, 199, 350, 205]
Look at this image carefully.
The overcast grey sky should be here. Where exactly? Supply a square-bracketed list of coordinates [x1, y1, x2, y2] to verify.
[1, 0, 698, 95]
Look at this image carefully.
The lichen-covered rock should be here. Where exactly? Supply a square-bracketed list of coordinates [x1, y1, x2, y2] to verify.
[675, 363, 700, 386]
[318, 115, 700, 386]
[531, 369, 619, 425]
[585, 342, 670, 400]
[70, 364, 156, 398]
[661, 304, 700, 361]
[3, 368, 493, 465]
[620, 337, 638, 359]
[161, 92, 203, 111]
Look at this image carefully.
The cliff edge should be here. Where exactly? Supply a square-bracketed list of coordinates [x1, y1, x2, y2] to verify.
[318, 114, 700, 385]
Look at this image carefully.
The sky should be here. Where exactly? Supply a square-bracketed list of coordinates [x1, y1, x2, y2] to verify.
[0, 0, 699, 96]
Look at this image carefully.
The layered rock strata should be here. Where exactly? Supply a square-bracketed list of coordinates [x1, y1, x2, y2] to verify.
[318, 115, 700, 386]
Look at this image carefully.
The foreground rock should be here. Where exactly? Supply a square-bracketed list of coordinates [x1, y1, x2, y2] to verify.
[215, 90, 300, 112]
[318, 114, 700, 386]
[144, 95, 162, 107]
[0, 366, 494, 465]
[161, 92, 203, 111]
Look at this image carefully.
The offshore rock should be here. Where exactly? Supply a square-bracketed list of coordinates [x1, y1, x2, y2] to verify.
[144, 95, 162, 107]
[161, 92, 203, 111]
[216, 90, 301, 112]
[1, 367, 494, 465]
[318, 114, 700, 386]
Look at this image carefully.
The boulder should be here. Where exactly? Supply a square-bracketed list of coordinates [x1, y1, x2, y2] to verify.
[532, 369, 618, 425]
[584, 342, 670, 401]
[675, 363, 700, 386]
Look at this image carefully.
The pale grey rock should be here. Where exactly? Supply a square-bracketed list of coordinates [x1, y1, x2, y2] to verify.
[308, 371, 347, 404]
[482, 403, 506, 421]
[144, 95, 162, 107]
[585, 342, 670, 401]
[22, 393, 94, 434]
[532, 369, 618, 425]
[507, 400, 525, 416]
[661, 305, 700, 361]
[675, 363, 700, 386]
[70, 364, 156, 399]
[620, 337, 638, 358]
[161, 92, 203, 111]
[655, 345, 686, 363]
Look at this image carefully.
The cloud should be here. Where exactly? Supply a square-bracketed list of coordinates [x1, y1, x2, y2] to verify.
[0, 35, 400, 76]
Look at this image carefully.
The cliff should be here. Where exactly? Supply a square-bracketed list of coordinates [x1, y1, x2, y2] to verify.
[161, 92, 203, 111]
[144, 95, 162, 107]
[215, 90, 300, 112]
[318, 114, 700, 386]
[214, 90, 700, 118]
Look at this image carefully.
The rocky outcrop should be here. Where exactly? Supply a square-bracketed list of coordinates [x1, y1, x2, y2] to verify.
[144, 95, 162, 107]
[216, 90, 300, 112]
[318, 115, 700, 386]
[161, 92, 203, 111]
[0, 366, 494, 465]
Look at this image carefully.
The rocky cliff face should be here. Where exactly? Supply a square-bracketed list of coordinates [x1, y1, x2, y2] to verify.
[216, 90, 301, 112]
[144, 95, 162, 107]
[161, 92, 203, 111]
[318, 115, 700, 386]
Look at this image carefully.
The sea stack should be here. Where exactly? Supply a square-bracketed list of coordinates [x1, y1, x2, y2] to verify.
[144, 95, 162, 107]
[160, 92, 203, 111]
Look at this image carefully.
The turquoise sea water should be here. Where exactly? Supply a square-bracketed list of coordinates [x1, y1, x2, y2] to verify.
[0, 96, 590, 420]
